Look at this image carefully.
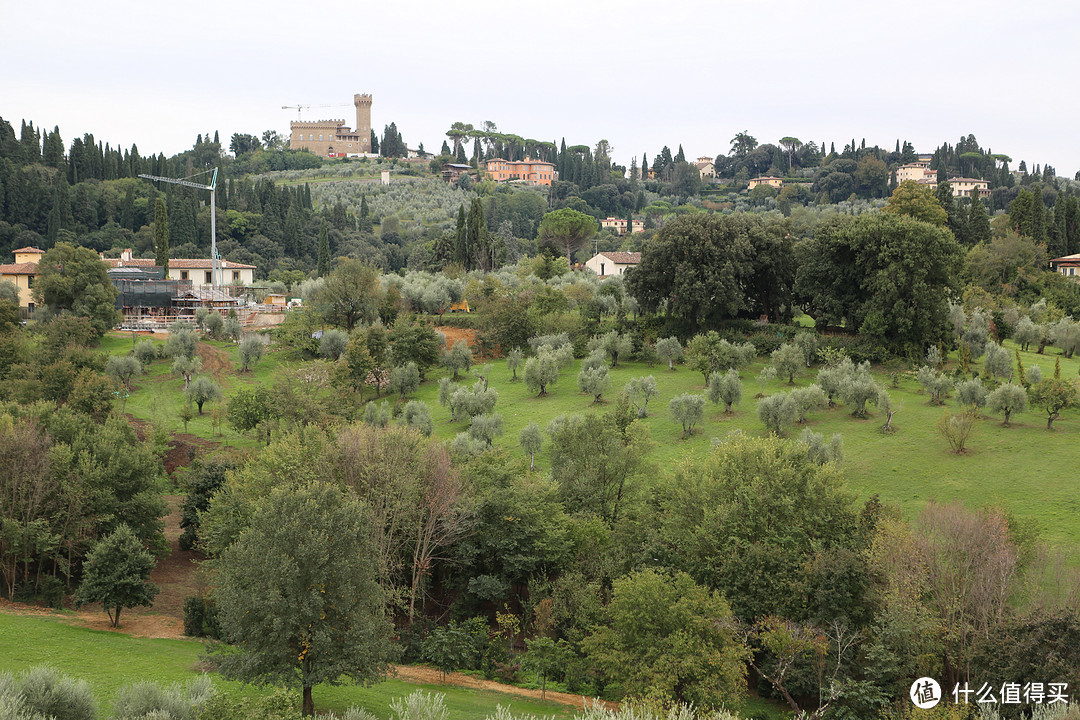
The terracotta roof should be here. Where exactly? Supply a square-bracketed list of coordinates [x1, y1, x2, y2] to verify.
[12, 246, 44, 254]
[0, 262, 37, 275]
[102, 258, 256, 270]
[598, 252, 642, 264]
[1050, 254, 1080, 263]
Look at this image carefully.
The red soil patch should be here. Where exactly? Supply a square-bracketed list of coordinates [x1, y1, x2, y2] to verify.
[436, 326, 477, 349]
[196, 341, 232, 379]
[392, 666, 615, 710]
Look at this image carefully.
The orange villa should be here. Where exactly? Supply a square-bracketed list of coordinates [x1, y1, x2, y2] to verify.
[484, 158, 557, 186]
[0, 246, 44, 310]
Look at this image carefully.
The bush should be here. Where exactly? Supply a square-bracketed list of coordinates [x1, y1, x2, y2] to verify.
[388, 362, 421, 400]
[757, 393, 796, 435]
[669, 393, 705, 439]
[401, 400, 433, 436]
[10, 666, 96, 720]
[204, 312, 224, 339]
[113, 676, 214, 720]
[319, 329, 349, 361]
[937, 409, 976, 453]
[183, 596, 221, 639]
[134, 339, 159, 366]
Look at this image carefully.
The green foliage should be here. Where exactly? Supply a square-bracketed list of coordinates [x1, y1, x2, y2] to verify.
[937, 409, 976, 453]
[757, 393, 796, 435]
[582, 568, 745, 708]
[684, 332, 755, 384]
[313, 260, 382, 331]
[537, 208, 596, 260]
[133, 339, 159, 367]
[986, 382, 1028, 426]
[105, 354, 142, 388]
[441, 339, 473, 380]
[654, 336, 683, 370]
[1029, 377, 1078, 429]
[796, 213, 962, 353]
[388, 362, 421, 400]
[184, 376, 222, 414]
[0, 666, 96, 720]
[223, 316, 242, 343]
[668, 393, 705, 439]
[390, 322, 442, 377]
[655, 434, 860, 621]
[112, 676, 213, 720]
[401, 401, 432, 437]
[363, 401, 391, 428]
[390, 690, 449, 720]
[204, 312, 224, 339]
[165, 325, 199, 360]
[505, 348, 524, 381]
[33, 242, 120, 336]
[882, 180, 948, 226]
[789, 384, 827, 423]
[518, 422, 542, 469]
[74, 525, 159, 628]
[770, 343, 804, 384]
[239, 335, 265, 373]
[212, 481, 396, 716]
[588, 331, 634, 367]
[421, 624, 477, 681]
[227, 385, 275, 442]
[523, 350, 567, 397]
[956, 378, 988, 411]
[624, 375, 659, 417]
[577, 365, 610, 403]
[468, 413, 504, 447]
[708, 369, 742, 413]
[318, 330, 349, 362]
[797, 428, 843, 465]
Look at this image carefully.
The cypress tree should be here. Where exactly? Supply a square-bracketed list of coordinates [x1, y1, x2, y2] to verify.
[317, 221, 330, 277]
[466, 197, 491, 271]
[967, 194, 991, 245]
[154, 197, 170, 272]
[453, 204, 468, 268]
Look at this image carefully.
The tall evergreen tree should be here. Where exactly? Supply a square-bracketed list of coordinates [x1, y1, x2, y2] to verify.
[317, 221, 331, 277]
[967, 194, 991, 245]
[154, 197, 170, 272]
[453, 204, 468, 268]
[466, 197, 492, 271]
[42, 126, 64, 168]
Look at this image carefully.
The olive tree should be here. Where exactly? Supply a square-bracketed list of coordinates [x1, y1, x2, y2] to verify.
[519, 422, 542, 469]
[708, 369, 742, 413]
[506, 347, 524, 381]
[790, 384, 828, 424]
[319, 329, 349, 361]
[624, 375, 659, 417]
[577, 366, 610, 403]
[185, 376, 222, 414]
[441, 339, 472, 380]
[916, 365, 953, 405]
[388, 362, 421, 401]
[986, 383, 1027, 426]
[669, 393, 706, 439]
[758, 393, 796, 435]
[655, 336, 683, 370]
[238, 335, 264, 373]
[771, 343, 805, 384]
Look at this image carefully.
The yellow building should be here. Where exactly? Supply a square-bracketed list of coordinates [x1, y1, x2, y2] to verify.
[748, 176, 783, 190]
[0, 246, 44, 310]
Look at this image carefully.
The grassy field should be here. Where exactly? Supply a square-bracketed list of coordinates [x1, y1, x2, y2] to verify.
[103, 330, 1080, 551]
[0, 613, 581, 719]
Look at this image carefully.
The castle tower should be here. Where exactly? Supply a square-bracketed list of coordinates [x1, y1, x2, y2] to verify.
[354, 94, 372, 153]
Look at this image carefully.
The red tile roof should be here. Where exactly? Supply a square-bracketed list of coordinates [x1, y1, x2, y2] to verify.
[12, 246, 44, 254]
[102, 258, 256, 270]
[0, 262, 37, 275]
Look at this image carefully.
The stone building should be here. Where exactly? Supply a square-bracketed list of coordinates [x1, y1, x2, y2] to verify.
[289, 94, 373, 157]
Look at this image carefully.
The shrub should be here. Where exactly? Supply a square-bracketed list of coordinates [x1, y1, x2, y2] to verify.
[203, 312, 224, 339]
[938, 409, 976, 453]
[319, 329, 349, 361]
[113, 676, 214, 720]
[183, 596, 221, 638]
[10, 666, 96, 720]
[388, 362, 421, 400]
[401, 401, 433, 436]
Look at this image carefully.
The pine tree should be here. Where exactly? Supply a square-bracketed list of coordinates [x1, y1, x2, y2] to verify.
[317, 222, 331, 277]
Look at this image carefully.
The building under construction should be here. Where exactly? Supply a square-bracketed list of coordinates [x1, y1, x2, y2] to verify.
[107, 266, 244, 330]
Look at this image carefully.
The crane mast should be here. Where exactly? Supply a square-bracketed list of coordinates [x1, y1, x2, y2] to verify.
[139, 169, 219, 290]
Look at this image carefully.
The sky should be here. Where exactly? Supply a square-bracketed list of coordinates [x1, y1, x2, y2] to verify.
[4, 0, 1080, 177]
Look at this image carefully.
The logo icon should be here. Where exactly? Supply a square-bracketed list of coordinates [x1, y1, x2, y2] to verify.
[911, 678, 942, 709]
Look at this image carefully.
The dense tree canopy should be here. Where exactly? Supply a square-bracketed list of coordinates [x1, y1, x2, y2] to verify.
[32, 243, 120, 336]
[795, 213, 962, 353]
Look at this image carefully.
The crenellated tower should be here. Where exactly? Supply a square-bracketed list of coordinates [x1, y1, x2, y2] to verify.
[354, 94, 372, 153]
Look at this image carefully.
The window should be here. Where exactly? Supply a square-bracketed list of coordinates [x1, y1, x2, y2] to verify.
[233, 271, 240, 281]
[26, 275, 33, 288]
[181, 271, 188, 280]
[205, 271, 212, 284]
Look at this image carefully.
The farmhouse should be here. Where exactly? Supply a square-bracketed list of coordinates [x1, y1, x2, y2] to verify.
[600, 217, 644, 235]
[1050, 253, 1080, 278]
[585, 251, 641, 277]
[748, 176, 783, 190]
[0, 246, 44, 310]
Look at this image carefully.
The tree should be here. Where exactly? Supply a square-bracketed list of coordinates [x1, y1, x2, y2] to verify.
[172, 355, 201, 389]
[74, 525, 158, 628]
[238, 335, 264, 372]
[937, 409, 976, 453]
[318, 329, 349, 361]
[312, 259, 381, 331]
[506, 347, 524, 381]
[213, 482, 395, 716]
[519, 422, 542, 469]
[757, 393, 796, 435]
[32, 243, 120, 337]
[795, 213, 962, 353]
[655, 336, 683, 370]
[537, 208, 596, 262]
[316, 222, 331, 278]
[153, 197, 169, 274]
[388, 362, 421, 400]
[882, 180, 947, 226]
[441, 339, 472, 380]
[624, 375, 659, 417]
[582, 568, 745, 708]
[185, 376, 222, 414]
[523, 352, 562, 397]
[401, 400, 433, 437]
[227, 385, 276, 443]
[708, 369, 743, 413]
[1029, 378, 1077, 429]
[389, 322, 442, 377]
[577, 365, 610, 403]
[105, 355, 141, 389]
[771, 343, 804, 384]
[524, 637, 573, 700]
[987, 382, 1027, 425]
[669, 393, 706, 439]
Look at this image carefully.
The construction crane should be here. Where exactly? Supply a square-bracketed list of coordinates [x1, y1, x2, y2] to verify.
[138, 168, 220, 290]
[281, 103, 350, 121]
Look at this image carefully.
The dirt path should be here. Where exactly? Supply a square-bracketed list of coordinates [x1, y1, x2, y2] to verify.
[392, 665, 615, 710]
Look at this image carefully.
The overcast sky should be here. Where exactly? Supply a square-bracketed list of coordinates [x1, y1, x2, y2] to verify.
[4, 0, 1079, 177]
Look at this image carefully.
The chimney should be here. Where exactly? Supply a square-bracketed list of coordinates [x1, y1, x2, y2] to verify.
[122, 248, 133, 261]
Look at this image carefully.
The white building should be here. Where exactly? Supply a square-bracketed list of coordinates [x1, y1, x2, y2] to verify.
[101, 249, 256, 288]
[585, 251, 641, 277]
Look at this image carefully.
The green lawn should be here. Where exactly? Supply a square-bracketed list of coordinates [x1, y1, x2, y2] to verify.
[105, 330, 1080, 553]
[0, 613, 580, 719]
